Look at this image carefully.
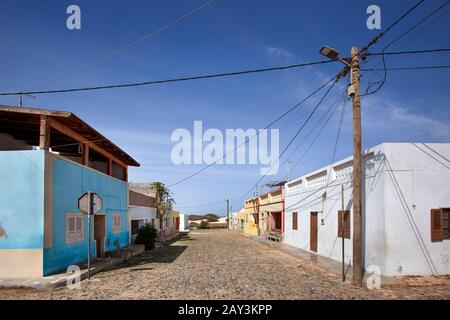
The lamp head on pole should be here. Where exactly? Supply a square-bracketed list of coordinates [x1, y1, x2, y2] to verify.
[319, 46, 340, 61]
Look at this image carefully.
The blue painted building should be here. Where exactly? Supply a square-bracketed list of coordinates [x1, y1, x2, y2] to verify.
[0, 106, 139, 278]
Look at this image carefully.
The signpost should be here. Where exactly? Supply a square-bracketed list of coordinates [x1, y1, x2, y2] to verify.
[78, 192, 103, 280]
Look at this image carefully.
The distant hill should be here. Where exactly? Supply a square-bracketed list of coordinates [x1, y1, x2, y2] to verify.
[188, 213, 221, 222]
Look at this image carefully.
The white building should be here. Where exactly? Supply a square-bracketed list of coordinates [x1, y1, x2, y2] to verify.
[284, 143, 450, 276]
[179, 213, 189, 232]
[129, 190, 159, 236]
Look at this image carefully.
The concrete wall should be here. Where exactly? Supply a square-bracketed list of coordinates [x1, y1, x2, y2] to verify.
[130, 205, 158, 231]
[381, 143, 450, 275]
[179, 213, 189, 231]
[284, 143, 450, 276]
[43, 153, 129, 275]
[0, 150, 45, 277]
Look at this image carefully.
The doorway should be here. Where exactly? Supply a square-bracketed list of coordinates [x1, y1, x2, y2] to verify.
[310, 212, 318, 252]
[94, 214, 106, 258]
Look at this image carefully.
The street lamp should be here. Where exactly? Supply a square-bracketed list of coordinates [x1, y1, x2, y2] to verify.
[319, 46, 352, 67]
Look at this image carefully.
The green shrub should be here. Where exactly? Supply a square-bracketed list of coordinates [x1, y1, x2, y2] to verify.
[199, 221, 209, 229]
[135, 223, 157, 250]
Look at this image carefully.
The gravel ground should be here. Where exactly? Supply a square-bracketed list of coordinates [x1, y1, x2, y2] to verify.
[1, 229, 449, 300]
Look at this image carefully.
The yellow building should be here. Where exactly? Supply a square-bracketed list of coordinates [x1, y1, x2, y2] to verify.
[243, 197, 260, 236]
[243, 188, 285, 241]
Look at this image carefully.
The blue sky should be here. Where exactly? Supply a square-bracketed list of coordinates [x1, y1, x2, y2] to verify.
[1, 0, 449, 215]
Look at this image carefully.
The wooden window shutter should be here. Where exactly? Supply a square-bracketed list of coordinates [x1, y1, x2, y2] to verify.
[338, 210, 350, 239]
[431, 209, 443, 242]
[292, 212, 298, 230]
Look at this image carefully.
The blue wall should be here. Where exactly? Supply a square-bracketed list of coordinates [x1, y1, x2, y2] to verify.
[44, 156, 129, 275]
[0, 151, 44, 250]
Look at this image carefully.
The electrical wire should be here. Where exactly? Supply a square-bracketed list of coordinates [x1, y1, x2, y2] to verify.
[360, 0, 426, 54]
[231, 77, 339, 202]
[366, 48, 450, 56]
[362, 65, 450, 71]
[168, 75, 338, 188]
[363, 1, 449, 96]
[27, 0, 216, 91]
[0, 60, 336, 96]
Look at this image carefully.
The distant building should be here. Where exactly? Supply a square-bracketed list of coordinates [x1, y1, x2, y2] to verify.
[243, 188, 285, 241]
[284, 143, 450, 276]
[179, 213, 189, 232]
[129, 183, 157, 198]
[0, 105, 139, 278]
[129, 190, 158, 237]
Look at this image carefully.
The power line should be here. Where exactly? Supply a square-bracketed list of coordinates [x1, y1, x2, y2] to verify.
[362, 65, 450, 71]
[267, 89, 346, 185]
[232, 78, 339, 202]
[324, 95, 346, 191]
[360, 0, 426, 54]
[366, 48, 450, 56]
[27, 0, 216, 90]
[363, 1, 449, 96]
[0, 60, 336, 96]
[290, 93, 347, 173]
[168, 75, 338, 188]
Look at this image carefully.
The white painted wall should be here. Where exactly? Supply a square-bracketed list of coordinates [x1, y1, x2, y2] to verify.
[284, 143, 450, 276]
[130, 206, 158, 229]
[179, 213, 189, 231]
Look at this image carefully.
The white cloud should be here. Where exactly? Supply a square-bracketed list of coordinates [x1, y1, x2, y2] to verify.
[388, 104, 450, 140]
[264, 46, 296, 63]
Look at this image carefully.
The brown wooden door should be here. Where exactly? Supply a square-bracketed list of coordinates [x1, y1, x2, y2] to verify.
[94, 215, 106, 258]
[310, 212, 318, 252]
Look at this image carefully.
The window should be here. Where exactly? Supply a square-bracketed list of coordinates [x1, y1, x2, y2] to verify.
[151, 218, 155, 226]
[292, 212, 298, 230]
[112, 214, 122, 233]
[431, 208, 450, 242]
[338, 210, 350, 239]
[66, 214, 84, 243]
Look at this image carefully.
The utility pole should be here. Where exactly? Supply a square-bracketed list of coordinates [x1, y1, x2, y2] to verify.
[350, 46, 363, 286]
[341, 184, 345, 282]
[87, 191, 92, 280]
[226, 199, 230, 230]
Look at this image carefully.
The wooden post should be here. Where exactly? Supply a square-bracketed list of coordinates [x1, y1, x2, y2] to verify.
[351, 46, 363, 286]
[341, 184, 345, 282]
[107, 158, 113, 176]
[226, 199, 230, 230]
[82, 143, 90, 167]
[39, 115, 50, 150]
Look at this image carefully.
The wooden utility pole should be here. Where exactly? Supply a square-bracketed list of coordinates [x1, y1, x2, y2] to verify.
[341, 184, 345, 282]
[351, 47, 363, 286]
[226, 199, 230, 230]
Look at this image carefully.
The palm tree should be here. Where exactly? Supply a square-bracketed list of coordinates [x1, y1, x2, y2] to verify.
[153, 182, 175, 244]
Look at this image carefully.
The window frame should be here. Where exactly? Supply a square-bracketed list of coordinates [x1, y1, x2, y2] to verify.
[443, 208, 450, 240]
[292, 212, 298, 230]
[112, 213, 122, 234]
[66, 213, 84, 244]
[431, 208, 450, 242]
[338, 210, 350, 239]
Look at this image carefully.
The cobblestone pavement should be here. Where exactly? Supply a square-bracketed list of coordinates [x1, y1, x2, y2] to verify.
[1, 229, 449, 300]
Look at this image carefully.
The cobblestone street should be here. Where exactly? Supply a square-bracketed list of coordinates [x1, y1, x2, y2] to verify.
[1, 229, 449, 300]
